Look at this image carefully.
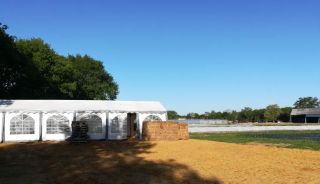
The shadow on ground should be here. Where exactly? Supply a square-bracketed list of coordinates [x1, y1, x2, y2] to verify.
[0, 141, 220, 184]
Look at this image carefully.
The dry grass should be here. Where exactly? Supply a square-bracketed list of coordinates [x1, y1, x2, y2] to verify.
[1, 140, 320, 184]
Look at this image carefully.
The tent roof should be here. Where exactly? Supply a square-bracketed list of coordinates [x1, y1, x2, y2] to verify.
[291, 108, 320, 115]
[0, 100, 166, 113]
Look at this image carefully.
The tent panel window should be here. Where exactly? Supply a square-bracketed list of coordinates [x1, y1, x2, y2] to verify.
[80, 115, 102, 133]
[111, 115, 127, 134]
[111, 117, 120, 133]
[122, 120, 127, 134]
[47, 115, 70, 134]
[143, 115, 162, 122]
[10, 114, 35, 135]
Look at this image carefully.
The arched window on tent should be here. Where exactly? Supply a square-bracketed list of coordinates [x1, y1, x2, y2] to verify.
[10, 114, 35, 134]
[143, 115, 162, 122]
[47, 115, 70, 134]
[111, 115, 127, 134]
[80, 114, 103, 133]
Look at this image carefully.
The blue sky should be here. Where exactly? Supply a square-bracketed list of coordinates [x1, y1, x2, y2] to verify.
[1, 0, 320, 114]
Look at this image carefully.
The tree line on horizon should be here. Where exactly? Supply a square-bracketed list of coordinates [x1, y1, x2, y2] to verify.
[168, 97, 320, 122]
[0, 23, 118, 100]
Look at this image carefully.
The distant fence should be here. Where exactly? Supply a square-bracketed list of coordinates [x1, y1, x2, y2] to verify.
[170, 119, 229, 125]
[189, 125, 320, 133]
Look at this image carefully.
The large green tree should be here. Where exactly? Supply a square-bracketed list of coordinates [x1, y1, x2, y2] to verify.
[16, 38, 62, 98]
[1, 25, 119, 100]
[67, 55, 118, 100]
[0, 24, 30, 98]
[293, 97, 319, 108]
[264, 104, 281, 122]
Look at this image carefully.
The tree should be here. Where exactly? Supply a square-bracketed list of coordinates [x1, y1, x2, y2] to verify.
[167, 111, 179, 120]
[186, 112, 200, 119]
[279, 107, 292, 122]
[203, 112, 211, 119]
[12, 38, 118, 100]
[238, 107, 253, 122]
[229, 110, 238, 122]
[252, 109, 265, 122]
[0, 23, 30, 98]
[264, 104, 281, 122]
[1, 24, 119, 100]
[50, 56, 78, 98]
[294, 97, 319, 108]
[212, 112, 223, 119]
[16, 38, 62, 98]
[67, 55, 118, 100]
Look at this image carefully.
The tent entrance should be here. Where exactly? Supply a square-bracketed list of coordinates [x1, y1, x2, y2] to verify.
[127, 113, 137, 138]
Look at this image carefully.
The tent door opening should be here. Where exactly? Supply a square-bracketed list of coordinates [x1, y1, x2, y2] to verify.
[127, 113, 137, 138]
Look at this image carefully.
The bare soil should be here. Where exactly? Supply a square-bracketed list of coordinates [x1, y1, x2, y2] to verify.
[1, 140, 320, 184]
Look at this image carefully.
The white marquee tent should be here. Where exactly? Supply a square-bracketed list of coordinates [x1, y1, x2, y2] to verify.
[0, 100, 167, 142]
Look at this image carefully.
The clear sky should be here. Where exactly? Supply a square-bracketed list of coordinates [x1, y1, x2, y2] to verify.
[1, 0, 320, 114]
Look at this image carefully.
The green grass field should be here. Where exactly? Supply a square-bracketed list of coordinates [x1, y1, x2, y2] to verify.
[190, 130, 320, 150]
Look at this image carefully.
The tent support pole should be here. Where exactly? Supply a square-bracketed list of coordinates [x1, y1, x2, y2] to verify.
[1, 112, 5, 143]
[39, 112, 43, 141]
[105, 112, 109, 140]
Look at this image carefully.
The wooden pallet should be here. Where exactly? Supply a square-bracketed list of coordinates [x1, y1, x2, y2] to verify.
[69, 121, 89, 143]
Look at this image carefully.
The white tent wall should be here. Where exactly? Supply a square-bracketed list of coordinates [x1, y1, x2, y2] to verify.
[0, 100, 167, 142]
[76, 112, 107, 140]
[138, 112, 167, 139]
[108, 112, 129, 140]
[4, 112, 40, 141]
[0, 111, 167, 142]
[42, 112, 74, 141]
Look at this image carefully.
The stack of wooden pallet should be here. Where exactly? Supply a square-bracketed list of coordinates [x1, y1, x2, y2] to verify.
[70, 121, 89, 143]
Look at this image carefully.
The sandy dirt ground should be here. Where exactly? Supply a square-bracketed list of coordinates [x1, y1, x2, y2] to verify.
[142, 140, 320, 184]
[0, 140, 320, 184]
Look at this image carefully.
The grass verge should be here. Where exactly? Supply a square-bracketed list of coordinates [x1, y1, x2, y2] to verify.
[190, 130, 320, 150]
